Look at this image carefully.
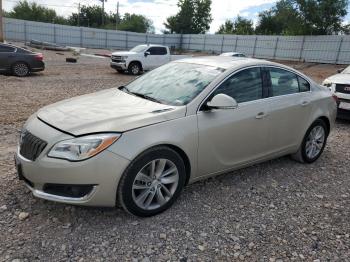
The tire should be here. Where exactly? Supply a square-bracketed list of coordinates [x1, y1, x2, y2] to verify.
[118, 146, 186, 217]
[116, 69, 125, 74]
[128, 62, 142, 75]
[291, 119, 328, 163]
[12, 62, 30, 77]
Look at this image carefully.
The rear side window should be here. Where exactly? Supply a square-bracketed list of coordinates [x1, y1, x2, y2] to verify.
[0, 45, 15, 53]
[148, 47, 167, 55]
[268, 68, 299, 96]
[213, 67, 263, 103]
[298, 76, 310, 92]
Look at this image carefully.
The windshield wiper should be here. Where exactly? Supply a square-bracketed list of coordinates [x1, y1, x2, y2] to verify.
[119, 86, 163, 104]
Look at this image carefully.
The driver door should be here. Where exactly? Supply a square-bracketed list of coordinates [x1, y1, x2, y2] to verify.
[197, 67, 270, 177]
[144, 47, 168, 70]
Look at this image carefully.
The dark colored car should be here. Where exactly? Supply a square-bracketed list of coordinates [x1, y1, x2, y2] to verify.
[0, 43, 45, 77]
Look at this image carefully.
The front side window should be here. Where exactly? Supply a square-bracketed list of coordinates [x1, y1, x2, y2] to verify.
[212, 67, 263, 103]
[0, 45, 15, 53]
[148, 47, 167, 55]
[298, 76, 310, 92]
[268, 68, 299, 96]
[125, 62, 224, 106]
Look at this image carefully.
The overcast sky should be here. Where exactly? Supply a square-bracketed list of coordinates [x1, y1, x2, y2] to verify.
[3, 0, 350, 33]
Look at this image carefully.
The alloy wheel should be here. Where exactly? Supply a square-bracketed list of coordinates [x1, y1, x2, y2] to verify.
[132, 159, 179, 210]
[305, 125, 325, 159]
[13, 63, 29, 77]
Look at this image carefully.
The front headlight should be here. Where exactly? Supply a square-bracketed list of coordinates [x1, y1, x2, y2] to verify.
[48, 133, 121, 161]
[121, 56, 128, 60]
[322, 79, 333, 88]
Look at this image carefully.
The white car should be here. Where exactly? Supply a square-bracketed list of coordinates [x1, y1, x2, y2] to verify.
[323, 66, 350, 119]
[110, 44, 189, 75]
[220, 52, 246, 58]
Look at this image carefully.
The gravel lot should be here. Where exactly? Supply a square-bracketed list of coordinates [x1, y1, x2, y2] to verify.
[0, 47, 349, 261]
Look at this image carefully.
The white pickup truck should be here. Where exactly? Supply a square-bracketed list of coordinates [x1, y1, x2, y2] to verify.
[110, 44, 189, 75]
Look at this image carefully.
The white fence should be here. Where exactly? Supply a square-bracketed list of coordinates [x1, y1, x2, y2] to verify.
[3, 18, 350, 64]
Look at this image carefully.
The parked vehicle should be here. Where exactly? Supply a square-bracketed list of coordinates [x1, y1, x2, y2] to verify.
[220, 52, 246, 58]
[322, 66, 350, 119]
[110, 44, 189, 75]
[0, 43, 45, 76]
[16, 57, 336, 217]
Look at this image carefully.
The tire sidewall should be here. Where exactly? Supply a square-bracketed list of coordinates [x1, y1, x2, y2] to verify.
[301, 119, 328, 163]
[118, 147, 186, 217]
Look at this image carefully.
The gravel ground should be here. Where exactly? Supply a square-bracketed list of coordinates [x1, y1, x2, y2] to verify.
[0, 48, 349, 261]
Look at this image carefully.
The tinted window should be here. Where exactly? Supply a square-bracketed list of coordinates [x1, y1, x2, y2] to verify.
[0, 45, 15, 53]
[298, 76, 310, 92]
[213, 67, 263, 103]
[148, 47, 167, 55]
[268, 68, 299, 96]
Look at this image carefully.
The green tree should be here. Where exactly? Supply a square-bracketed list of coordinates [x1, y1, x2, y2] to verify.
[256, 0, 348, 35]
[217, 16, 254, 35]
[6, 0, 67, 24]
[118, 13, 154, 33]
[68, 5, 113, 28]
[164, 0, 212, 34]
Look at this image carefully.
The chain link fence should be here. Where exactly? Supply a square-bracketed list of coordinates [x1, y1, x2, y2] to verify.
[4, 18, 350, 64]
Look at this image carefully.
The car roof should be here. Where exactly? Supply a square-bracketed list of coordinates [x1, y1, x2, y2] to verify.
[221, 52, 243, 56]
[138, 44, 167, 48]
[176, 56, 277, 70]
[0, 43, 18, 49]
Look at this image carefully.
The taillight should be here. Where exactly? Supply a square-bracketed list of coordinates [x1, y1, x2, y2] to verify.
[34, 53, 43, 61]
[332, 94, 339, 103]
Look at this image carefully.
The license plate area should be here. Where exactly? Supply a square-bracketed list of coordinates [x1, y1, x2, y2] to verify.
[339, 102, 350, 110]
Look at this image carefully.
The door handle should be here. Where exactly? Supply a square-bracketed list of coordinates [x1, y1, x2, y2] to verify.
[301, 101, 310, 106]
[255, 112, 267, 119]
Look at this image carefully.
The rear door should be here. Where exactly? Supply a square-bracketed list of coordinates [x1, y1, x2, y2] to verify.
[264, 66, 312, 154]
[144, 47, 169, 69]
[0, 45, 16, 71]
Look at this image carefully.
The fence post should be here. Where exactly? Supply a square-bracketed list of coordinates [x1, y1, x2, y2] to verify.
[220, 35, 224, 53]
[299, 35, 306, 62]
[203, 34, 207, 51]
[335, 36, 344, 64]
[188, 34, 191, 51]
[234, 36, 238, 51]
[105, 31, 108, 48]
[252, 36, 258, 58]
[273, 36, 279, 59]
[162, 34, 166, 46]
[24, 21, 27, 43]
[125, 32, 128, 49]
[53, 24, 56, 44]
[146, 34, 148, 44]
[80, 27, 83, 47]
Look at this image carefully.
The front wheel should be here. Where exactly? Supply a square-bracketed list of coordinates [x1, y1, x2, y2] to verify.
[291, 119, 328, 163]
[128, 62, 141, 75]
[12, 62, 30, 77]
[118, 147, 186, 217]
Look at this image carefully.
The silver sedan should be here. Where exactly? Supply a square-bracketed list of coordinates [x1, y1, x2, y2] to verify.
[15, 57, 337, 217]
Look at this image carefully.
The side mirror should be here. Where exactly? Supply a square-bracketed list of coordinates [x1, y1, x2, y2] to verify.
[144, 51, 150, 57]
[206, 94, 238, 110]
[337, 68, 345, 73]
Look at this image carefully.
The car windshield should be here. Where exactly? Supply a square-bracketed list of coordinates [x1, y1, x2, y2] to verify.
[130, 45, 148, 53]
[341, 66, 350, 74]
[124, 62, 224, 106]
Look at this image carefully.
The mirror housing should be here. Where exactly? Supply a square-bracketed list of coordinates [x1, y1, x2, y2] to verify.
[144, 51, 150, 57]
[206, 94, 238, 110]
[337, 68, 344, 74]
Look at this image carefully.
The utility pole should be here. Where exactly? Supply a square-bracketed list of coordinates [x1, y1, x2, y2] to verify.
[77, 3, 80, 27]
[100, 0, 106, 26]
[116, 1, 119, 30]
[0, 0, 4, 42]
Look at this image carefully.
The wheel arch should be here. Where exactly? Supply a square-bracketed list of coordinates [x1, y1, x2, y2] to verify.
[128, 60, 143, 71]
[317, 116, 330, 136]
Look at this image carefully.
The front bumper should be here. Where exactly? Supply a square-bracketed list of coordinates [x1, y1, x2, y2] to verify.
[110, 61, 127, 70]
[15, 117, 130, 207]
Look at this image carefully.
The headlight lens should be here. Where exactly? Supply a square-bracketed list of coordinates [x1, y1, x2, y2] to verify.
[48, 133, 121, 161]
[322, 79, 332, 88]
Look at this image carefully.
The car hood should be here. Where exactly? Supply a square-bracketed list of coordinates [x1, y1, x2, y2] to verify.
[37, 88, 186, 136]
[111, 51, 138, 56]
[327, 73, 350, 84]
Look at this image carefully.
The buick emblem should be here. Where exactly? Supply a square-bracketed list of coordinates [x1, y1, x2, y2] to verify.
[345, 86, 350, 91]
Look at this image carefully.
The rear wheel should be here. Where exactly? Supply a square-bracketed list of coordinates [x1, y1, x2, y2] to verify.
[128, 62, 141, 75]
[291, 119, 328, 163]
[118, 146, 186, 217]
[12, 62, 30, 77]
